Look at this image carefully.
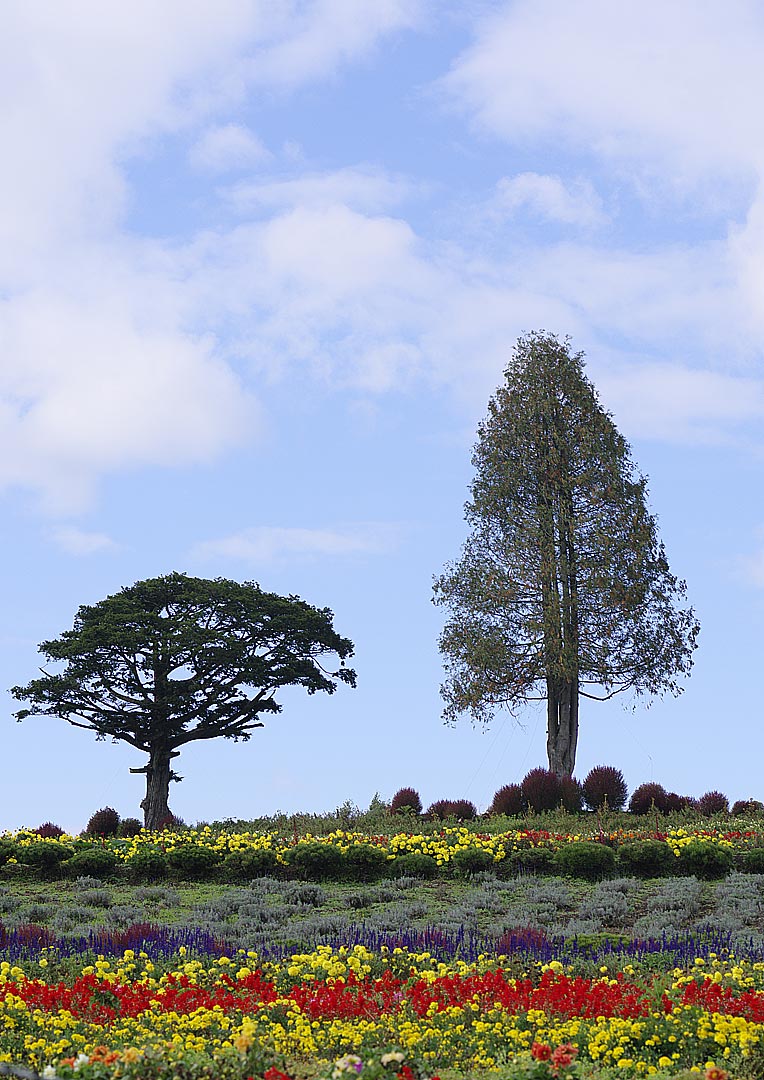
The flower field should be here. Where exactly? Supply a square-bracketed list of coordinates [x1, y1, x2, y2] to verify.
[4, 822, 764, 1078]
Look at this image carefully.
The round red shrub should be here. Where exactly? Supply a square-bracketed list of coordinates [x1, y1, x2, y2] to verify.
[390, 787, 422, 815]
[521, 767, 561, 812]
[629, 782, 669, 815]
[582, 766, 628, 811]
[698, 790, 729, 815]
[490, 783, 525, 816]
[732, 798, 764, 816]
[34, 822, 65, 838]
[449, 798, 477, 820]
[84, 807, 120, 837]
[559, 776, 583, 812]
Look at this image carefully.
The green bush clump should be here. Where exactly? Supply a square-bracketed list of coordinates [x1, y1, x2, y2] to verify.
[20, 842, 75, 873]
[63, 848, 120, 878]
[220, 848, 279, 881]
[284, 841, 344, 880]
[678, 840, 733, 879]
[389, 852, 439, 879]
[0, 840, 19, 866]
[117, 817, 143, 838]
[126, 849, 169, 882]
[166, 845, 221, 880]
[741, 848, 764, 873]
[554, 841, 615, 880]
[342, 843, 388, 881]
[617, 839, 674, 877]
[451, 846, 495, 877]
[509, 847, 554, 875]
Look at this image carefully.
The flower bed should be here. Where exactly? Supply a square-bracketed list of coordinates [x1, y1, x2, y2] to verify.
[0, 944, 761, 1078]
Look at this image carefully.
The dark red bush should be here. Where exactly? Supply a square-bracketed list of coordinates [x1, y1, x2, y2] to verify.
[15, 924, 54, 948]
[559, 776, 584, 812]
[390, 787, 422, 815]
[156, 814, 186, 831]
[732, 799, 764, 816]
[698, 790, 729, 815]
[521, 767, 561, 812]
[582, 766, 628, 811]
[490, 783, 525, 816]
[629, 782, 669, 815]
[117, 817, 143, 837]
[449, 798, 477, 820]
[85, 807, 120, 837]
[34, 822, 65, 838]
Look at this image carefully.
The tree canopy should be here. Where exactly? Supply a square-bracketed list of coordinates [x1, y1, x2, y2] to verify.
[432, 331, 699, 776]
[12, 572, 356, 828]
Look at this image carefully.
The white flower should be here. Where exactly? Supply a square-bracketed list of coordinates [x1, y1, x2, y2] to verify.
[42, 1068, 58, 1079]
[73, 1054, 90, 1070]
[381, 1054, 405, 1066]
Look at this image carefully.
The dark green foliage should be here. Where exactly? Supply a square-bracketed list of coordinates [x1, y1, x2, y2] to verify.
[389, 852, 439, 879]
[582, 766, 628, 811]
[629, 782, 669, 814]
[117, 817, 143, 837]
[433, 332, 699, 777]
[510, 847, 555, 875]
[12, 572, 356, 830]
[21, 843, 74, 872]
[390, 788, 422, 815]
[63, 848, 120, 878]
[126, 849, 168, 882]
[559, 776, 583, 812]
[166, 846, 221, 881]
[678, 841, 733, 879]
[0, 840, 19, 866]
[741, 848, 764, 873]
[617, 840, 674, 877]
[554, 841, 615, 880]
[341, 843, 388, 881]
[451, 847, 495, 876]
[522, 767, 560, 811]
[220, 848, 279, 882]
[733, 799, 764, 816]
[34, 823, 65, 838]
[697, 790, 729, 815]
[85, 807, 120, 837]
[490, 783, 525, 816]
[284, 842, 344, 881]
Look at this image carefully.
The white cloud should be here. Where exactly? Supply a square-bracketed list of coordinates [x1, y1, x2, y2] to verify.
[227, 166, 415, 214]
[192, 523, 403, 563]
[51, 526, 118, 556]
[190, 123, 271, 172]
[443, 0, 764, 185]
[489, 173, 607, 229]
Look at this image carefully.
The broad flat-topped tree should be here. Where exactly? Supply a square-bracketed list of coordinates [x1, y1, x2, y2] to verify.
[433, 331, 699, 776]
[12, 572, 356, 828]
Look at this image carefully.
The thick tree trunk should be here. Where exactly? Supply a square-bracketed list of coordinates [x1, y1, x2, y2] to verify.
[139, 748, 173, 830]
[546, 676, 579, 777]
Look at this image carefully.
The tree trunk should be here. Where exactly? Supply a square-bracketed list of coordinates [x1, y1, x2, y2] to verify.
[546, 676, 578, 776]
[139, 748, 173, 830]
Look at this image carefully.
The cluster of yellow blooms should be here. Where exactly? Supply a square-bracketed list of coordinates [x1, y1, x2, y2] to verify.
[0, 945, 762, 1077]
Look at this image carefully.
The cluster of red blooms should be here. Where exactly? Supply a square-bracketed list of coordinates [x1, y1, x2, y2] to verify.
[530, 1042, 578, 1075]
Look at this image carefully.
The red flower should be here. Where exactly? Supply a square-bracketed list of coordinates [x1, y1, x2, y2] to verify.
[397, 1067, 415, 1080]
[531, 1042, 552, 1061]
[705, 1069, 728, 1080]
[263, 1068, 293, 1080]
[550, 1043, 578, 1070]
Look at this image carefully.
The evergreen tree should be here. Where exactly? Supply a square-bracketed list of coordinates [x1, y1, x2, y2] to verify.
[433, 331, 699, 776]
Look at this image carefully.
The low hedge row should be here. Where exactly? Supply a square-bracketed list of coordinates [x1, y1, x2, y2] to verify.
[1, 836, 762, 882]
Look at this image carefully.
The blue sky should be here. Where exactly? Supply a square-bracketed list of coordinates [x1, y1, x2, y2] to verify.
[3, 1, 764, 833]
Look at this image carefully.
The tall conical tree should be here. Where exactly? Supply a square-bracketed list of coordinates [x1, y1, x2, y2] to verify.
[433, 331, 699, 776]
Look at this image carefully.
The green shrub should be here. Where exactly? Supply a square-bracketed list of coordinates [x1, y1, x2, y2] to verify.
[283, 841, 344, 880]
[509, 847, 554, 875]
[63, 848, 120, 878]
[126, 849, 168, 882]
[20, 842, 74, 873]
[117, 817, 143, 838]
[679, 841, 733, 879]
[389, 852, 439, 879]
[616, 839, 674, 878]
[342, 843, 388, 881]
[554, 841, 615, 880]
[0, 840, 19, 866]
[166, 845, 221, 880]
[451, 847, 495, 877]
[220, 848, 280, 882]
[740, 848, 764, 874]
